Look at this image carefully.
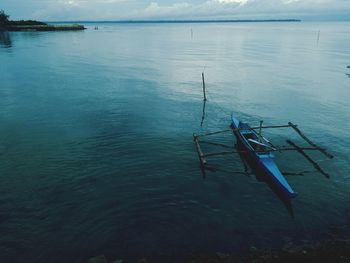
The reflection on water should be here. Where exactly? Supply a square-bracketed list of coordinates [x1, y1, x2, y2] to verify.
[0, 31, 12, 48]
[0, 21, 350, 262]
[200, 99, 206, 127]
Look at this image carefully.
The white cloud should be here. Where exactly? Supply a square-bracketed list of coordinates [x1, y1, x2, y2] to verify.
[216, 0, 248, 5]
[65, 1, 80, 7]
[144, 2, 192, 14]
[283, 0, 301, 3]
[132, 2, 195, 19]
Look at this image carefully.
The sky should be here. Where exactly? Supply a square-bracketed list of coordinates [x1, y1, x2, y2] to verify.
[1, 0, 350, 21]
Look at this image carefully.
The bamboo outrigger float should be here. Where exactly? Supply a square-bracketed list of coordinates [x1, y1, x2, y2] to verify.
[193, 114, 334, 199]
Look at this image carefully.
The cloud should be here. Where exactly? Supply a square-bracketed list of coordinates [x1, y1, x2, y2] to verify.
[1, 0, 350, 20]
[131, 0, 252, 19]
[144, 2, 192, 16]
[26, 0, 140, 20]
[131, 2, 194, 19]
[129, 0, 345, 20]
[216, 0, 248, 5]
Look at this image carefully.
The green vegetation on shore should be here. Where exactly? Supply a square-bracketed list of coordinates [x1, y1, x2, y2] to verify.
[0, 10, 85, 31]
[6, 24, 85, 31]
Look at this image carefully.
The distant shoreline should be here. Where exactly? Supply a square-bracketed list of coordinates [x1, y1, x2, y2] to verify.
[5, 24, 85, 32]
[49, 19, 301, 24]
[0, 10, 86, 32]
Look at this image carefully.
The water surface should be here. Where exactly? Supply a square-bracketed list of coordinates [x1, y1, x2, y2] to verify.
[1, 21, 350, 262]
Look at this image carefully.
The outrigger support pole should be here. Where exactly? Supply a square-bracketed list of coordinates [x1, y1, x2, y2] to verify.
[250, 124, 292, 130]
[286, 139, 330, 179]
[195, 124, 293, 138]
[288, 122, 334, 159]
[205, 151, 245, 157]
[199, 140, 233, 149]
[193, 121, 334, 180]
[195, 129, 232, 138]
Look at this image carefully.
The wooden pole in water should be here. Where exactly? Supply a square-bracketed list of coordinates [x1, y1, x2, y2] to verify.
[202, 72, 207, 101]
[195, 129, 232, 138]
[200, 100, 206, 127]
[258, 120, 263, 143]
[193, 134, 207, 178]
[195, 124, 293, 139]
[194, 138, 206, 164]
[250, 124, 293, 129]
[199, 140, 233, 149]
[205, 151, 246, 157]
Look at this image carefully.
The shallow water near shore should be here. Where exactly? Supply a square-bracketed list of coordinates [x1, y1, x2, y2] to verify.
[1, 21, 350, 262]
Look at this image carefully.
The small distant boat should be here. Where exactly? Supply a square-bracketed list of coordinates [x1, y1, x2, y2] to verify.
[230, 115, 297, 198]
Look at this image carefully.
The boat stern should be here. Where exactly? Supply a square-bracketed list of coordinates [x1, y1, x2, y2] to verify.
[260, 155, 298, 199]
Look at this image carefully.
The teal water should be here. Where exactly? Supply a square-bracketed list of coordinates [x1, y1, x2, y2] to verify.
[1, 22, 350, 262]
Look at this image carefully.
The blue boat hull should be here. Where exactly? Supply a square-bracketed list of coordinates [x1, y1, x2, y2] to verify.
[231, 115, 297, 199]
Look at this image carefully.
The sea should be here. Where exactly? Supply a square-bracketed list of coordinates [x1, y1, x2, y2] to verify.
[0, 21, 350, 262]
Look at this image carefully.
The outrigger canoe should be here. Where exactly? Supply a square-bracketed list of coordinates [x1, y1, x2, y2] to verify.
[230, 114, 297, 198]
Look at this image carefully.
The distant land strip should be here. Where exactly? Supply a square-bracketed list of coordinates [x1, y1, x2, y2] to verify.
[5, 24, 85, 31]
[51, 19, 301, 24]
[0, 10, 85, 31]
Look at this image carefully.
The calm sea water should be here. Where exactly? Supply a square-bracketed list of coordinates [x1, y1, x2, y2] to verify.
[0, 21, 350, 262]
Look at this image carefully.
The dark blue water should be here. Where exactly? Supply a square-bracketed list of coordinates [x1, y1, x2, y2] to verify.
[0, 22, 350, 262]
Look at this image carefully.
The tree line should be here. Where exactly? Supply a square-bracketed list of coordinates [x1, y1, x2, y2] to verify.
[0, 10, 9, 26]
[0, 10, 47, 28]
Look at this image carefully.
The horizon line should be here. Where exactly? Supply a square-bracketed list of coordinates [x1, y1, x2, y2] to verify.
[47, 19, 302, 24]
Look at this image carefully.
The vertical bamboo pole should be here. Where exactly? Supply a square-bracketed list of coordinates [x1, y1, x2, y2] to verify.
[256, 120, 263, 151]
[202, 72, 207, 101]
[258, 120, 263, 143]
